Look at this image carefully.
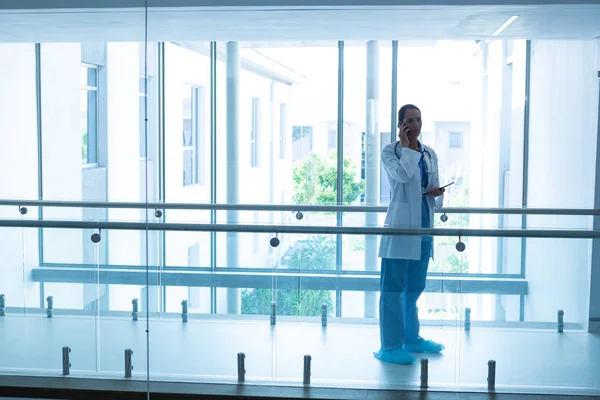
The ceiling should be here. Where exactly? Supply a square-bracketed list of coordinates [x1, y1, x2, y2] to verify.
[0, 4, 599, 42]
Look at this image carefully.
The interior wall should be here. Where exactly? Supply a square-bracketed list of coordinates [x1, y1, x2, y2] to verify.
[525, 39, 599, 326]
[0, 43, 40, 309]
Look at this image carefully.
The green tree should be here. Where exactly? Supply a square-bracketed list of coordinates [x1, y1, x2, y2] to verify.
[241, 153, 364, 317]
[241, 235, 336, 317]
[292, 152, 364, 205]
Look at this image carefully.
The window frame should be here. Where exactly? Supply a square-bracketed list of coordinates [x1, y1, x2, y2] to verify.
[81, 64, 99, 166]
[139, 75, 149, 160]
[183, 84, 201, 187]
[251, 97, 262, 167]
[279, 103, 287, 160]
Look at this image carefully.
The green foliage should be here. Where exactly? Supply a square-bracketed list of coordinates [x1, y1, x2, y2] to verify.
[243, 150, 360, 317]
[287, 235, 336, 271]
[429, 253, 469, 273]
[431, 165, 471, 273]
[241, 234, 337, 317]
[292, 126, 312, 142]
[292, 152, 364, 205]
[241, 287, 334, 317]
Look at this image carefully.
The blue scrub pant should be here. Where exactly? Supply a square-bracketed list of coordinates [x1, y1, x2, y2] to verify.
[379, 238, 432, 350]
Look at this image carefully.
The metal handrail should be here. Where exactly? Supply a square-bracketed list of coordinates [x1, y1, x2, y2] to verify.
[1, 199, 599, 216]
[0, 219, 598, 239]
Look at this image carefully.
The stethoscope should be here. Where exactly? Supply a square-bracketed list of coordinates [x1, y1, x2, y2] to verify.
[394, 141, 433, 193]
[393, 141, 432, 165]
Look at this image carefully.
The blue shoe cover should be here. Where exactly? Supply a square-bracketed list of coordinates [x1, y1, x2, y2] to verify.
[403, 338, 445, 353]
[373, 348, 416, 364]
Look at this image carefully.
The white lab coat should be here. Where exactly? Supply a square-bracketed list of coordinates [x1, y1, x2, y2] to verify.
[378, 141, 444, 261]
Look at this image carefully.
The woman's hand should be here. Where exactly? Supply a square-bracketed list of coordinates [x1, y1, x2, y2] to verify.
[398, 123, 410, 148]
[426, 187, 445, 197]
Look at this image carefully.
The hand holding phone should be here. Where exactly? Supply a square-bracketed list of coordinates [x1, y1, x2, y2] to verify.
[423, 182, 454, 196]
[398, 122, 410, 147]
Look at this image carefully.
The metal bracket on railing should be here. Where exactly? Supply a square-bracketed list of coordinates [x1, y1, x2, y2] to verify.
[303, 355, 311, 385]
[62, 346, 71, 375]
[154, 209, 163, 218]
[0, 294, 5, 316]
[440, 213, 448, 222]
[91, 230, 101, 243]
[558, 309, 564, 333]
[125, 349, 133, 378]
[321, 303, 328, 327]
[420, 358, 429, 389]
[456, 236, 466, 252]
[46, 296, 53, 318]
[487, 360, 496, 390]
[181, 300, 188, 322]
[270, 302, 276, 326]
[465, 307, 471, 331]
[295, 211, 304, 220]
[18, 206, 28, 215]
[132, 298, 138, 321]
[237, 352, 246, 382]
[270, 236, 280, 248]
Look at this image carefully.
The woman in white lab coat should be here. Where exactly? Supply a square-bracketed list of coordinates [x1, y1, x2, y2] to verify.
[374, 104, 446, 365]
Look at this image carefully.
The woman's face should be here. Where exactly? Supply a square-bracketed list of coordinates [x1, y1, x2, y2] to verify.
[403, 108, 422, 137]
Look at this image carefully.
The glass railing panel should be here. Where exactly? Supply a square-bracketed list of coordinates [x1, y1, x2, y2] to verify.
[164, 209, 211, 271]
[25, 227, 100, 374]
[0, 219, 31, 372]
[457, 236, 594, 391]
[274, 233, 339, 384]
[1, 213, 597, 393]
[205, 230, 277, 381]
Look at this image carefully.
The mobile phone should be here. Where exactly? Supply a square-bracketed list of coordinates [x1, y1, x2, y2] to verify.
[399, 121, 410, 136]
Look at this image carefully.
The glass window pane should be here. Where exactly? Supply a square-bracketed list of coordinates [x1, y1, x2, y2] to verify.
[86, 89, 97, 164]
[279, 103, 287, 159]
[449, 131, 463, 148]
[80, 89, 88, 163]
[87, 66, 97, 86]
[182, 84, 199, 186]
[250, 97, 261, 167]
[139, 95, 146, 158]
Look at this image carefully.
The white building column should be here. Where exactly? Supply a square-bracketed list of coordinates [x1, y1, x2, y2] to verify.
[364, 40, 380, 318]
[589, 60, 600, 333]
[226, 41, 241, 314]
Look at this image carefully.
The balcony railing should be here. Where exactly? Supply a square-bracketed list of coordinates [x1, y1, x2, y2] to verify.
[1, 199, 596, 326]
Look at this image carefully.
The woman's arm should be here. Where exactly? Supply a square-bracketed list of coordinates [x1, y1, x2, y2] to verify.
[381, 144, 421, 183]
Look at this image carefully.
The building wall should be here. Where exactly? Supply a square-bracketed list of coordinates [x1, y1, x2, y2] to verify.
[40, 43, 85, 309]
[0, 43, 40, 308]
[105, 42, 144, 310]
[0, 40, 293, 314]
[525, 39, 599, 325]
[162, 43, 293, 313]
